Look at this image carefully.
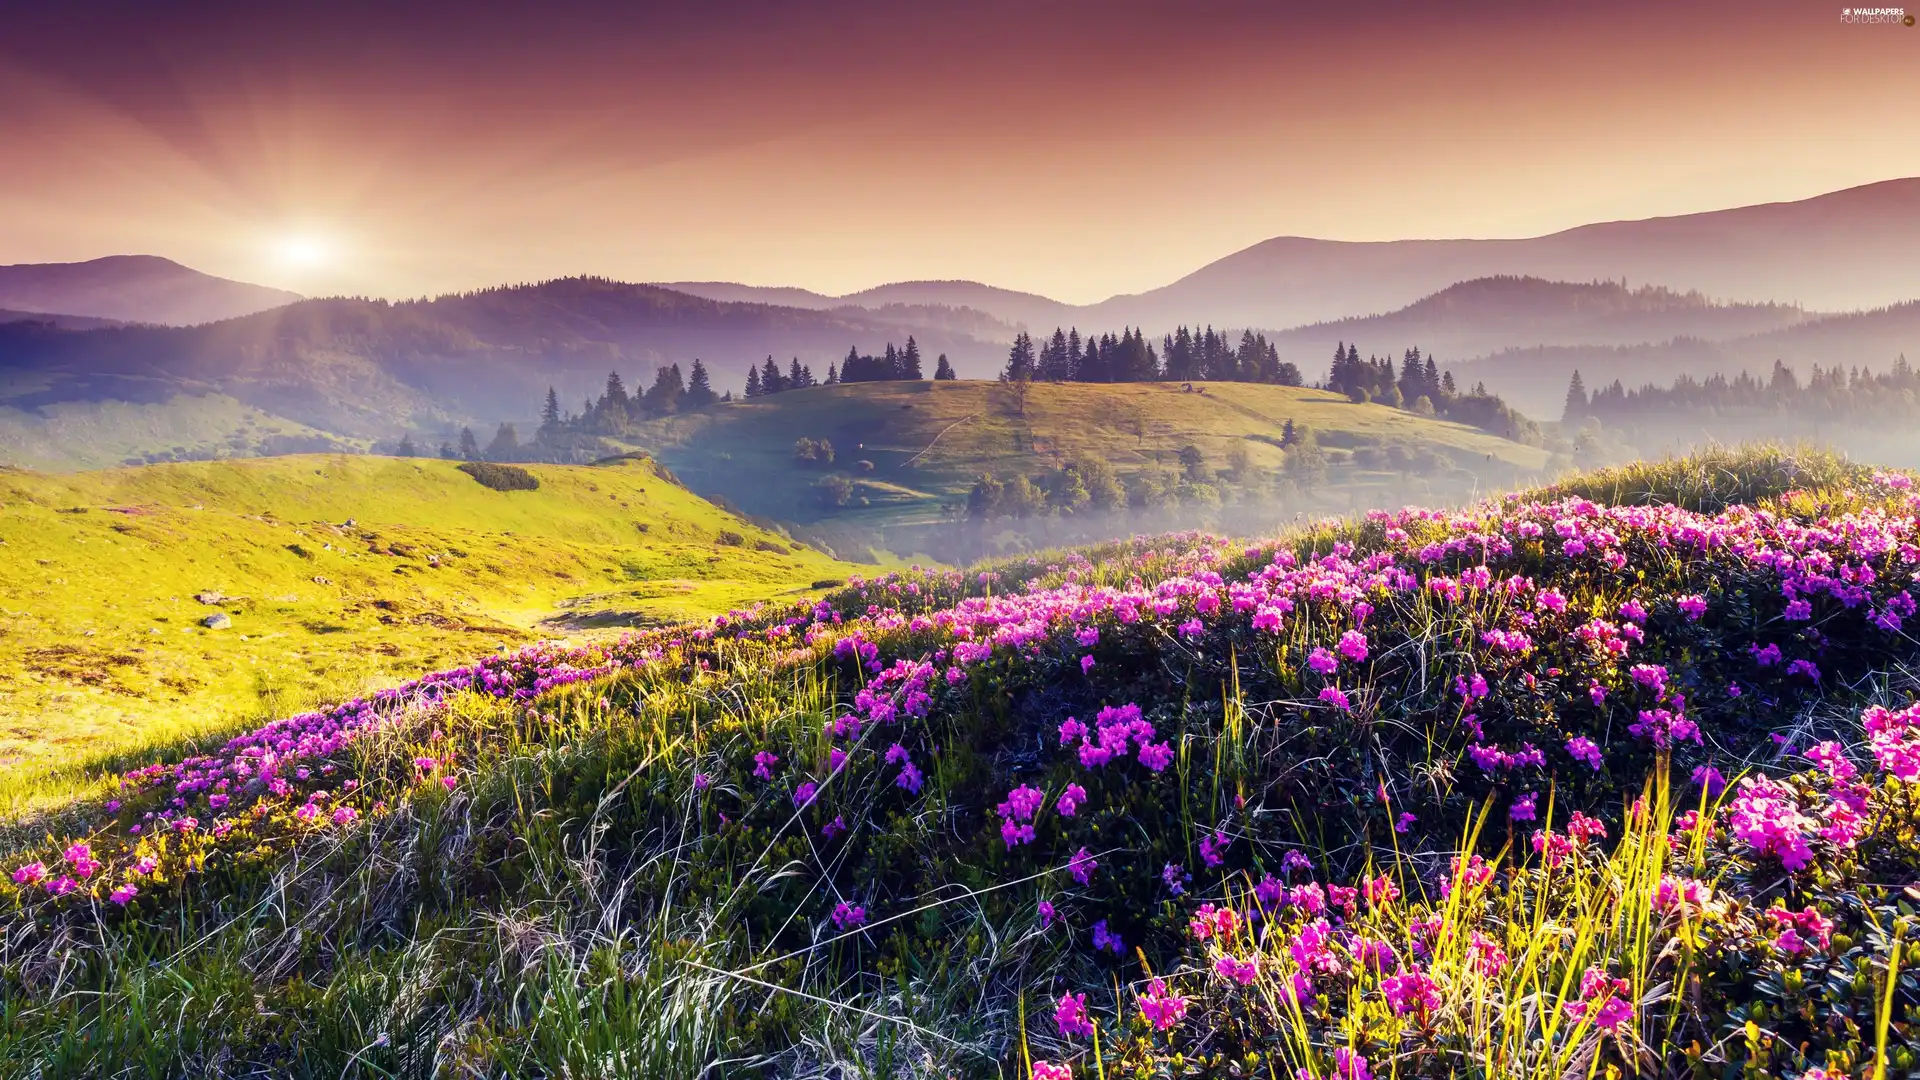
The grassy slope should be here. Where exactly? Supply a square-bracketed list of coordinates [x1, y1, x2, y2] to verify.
[0, 454, 852, 774]
[630, 379, 1553, 529]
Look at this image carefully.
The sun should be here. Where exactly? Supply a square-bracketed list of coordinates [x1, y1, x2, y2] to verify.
[274, 234, 333, 269]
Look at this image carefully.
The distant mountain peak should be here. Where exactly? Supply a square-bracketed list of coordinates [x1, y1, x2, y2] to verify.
[0, 255, 302, 326]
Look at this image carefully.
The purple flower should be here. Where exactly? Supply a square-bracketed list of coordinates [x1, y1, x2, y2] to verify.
[1307, 648, 1339, 676]
[794, 781, 818, 807]
[1337, 630, 1369, 663]
[1691, 764, 1727, 796]
[1566, 735, 1603, 771]
[1080, 654, 1095, 674]
[692, 772, 710, 791]
[1510, 791, 1538, 822]
[1136, 741, 1174, 771]
[896, 762, 924, 794]
[1091, 919, 1125, 954]
[1055, 991, 1093, 1038]
[1395, 812, 1417, 833]
[109, 883, 139, 906]
[1787, 659, 1821, 682]
[1677, 594, 1707, 621]
[752, 751, 779, 780]
[1069, 847, 1098, 885]
[1057, 782, 1088, 817]
[1162, 862, 1188, 895]
[831, 901, 867, 930]
[1037, 899, 1055, 928]
[1318, 686, 1352, 712]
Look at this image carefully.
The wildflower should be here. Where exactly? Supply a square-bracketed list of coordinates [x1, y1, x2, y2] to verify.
[1677, 594, 1707, 620]
[1068, 847, 1098, 885]
[12, 862, 47, 886]
[1337, 630, 1369, 663]
[330, 806, 357, 825]
[1318, 686, 1352, 712]
[1199, 828, 1228, 867]
[1138, 977, 1188, 1031]
[1750, 642, 1783, 667]
[45, 876, 78, 896]
[1469, 932, 1508, 977]
[895, 762, 924, 794]
[1056, 782, 1088, 817]
[752, 751, 779, 780]
[1080, 654, 1095, 674]
[1255, 873, 1284, 909]
[1307, 648, 1338, 675]
[1786, 658, 1821, 681]
[1381, 968, 1441, 1016]
[1054, 991, 1093, 1038]
[1037, 899, 1055, 928]
[1564, 966, 1634, 1032]
[1510, 791, 1537, 822]
[830, 901, 866, 931]
[1032, 1062, 1073, 1080]
[822, 814, 847, 840]
[1091, 919, 1124, 954]
[827, 748, 848, 773]
[1691, 764, 1726, 795]
[1364, 874, 1400, 907]
[1215, 954, 1259, 985]
[133, 856, 158, 875]
[1566, 735, 1603, 771]
[1619, 599, 1648, 623]
[440, 775, 458, 791]
[1136, 741, 1175, 771]
[1728, 775, 1816, 871]
[794, 782, 818, 808]
[1162, 862, 1188, 895]
[1395, 811, 1416, 833]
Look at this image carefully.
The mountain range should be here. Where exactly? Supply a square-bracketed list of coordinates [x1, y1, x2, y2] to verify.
[0, 255, 303, 326]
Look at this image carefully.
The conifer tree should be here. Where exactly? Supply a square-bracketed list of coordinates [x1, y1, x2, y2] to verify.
[396, 434, 416, 457]
[761, 356, 786, 394]
[540, 387, 563, 436]
[826, 361, 839, 384]
[902, 337, 924, 380]
[934, 354, 956, 380]
[603, 371, 630, 412]
[1002, 332, 1036, 382]
[684, 359, 717, 408]
[458, 426, 480, 461]
[789, 357, 806, 389]
[1563, 370, 1589, 422]
[745, 366, 762, 398]
[485, 422, 519, 461]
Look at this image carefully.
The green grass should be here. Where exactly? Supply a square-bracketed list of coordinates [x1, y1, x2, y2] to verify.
[0, 453, 855, 784]
[0, 392, 357, 471]
[628, 380, 1554, 533]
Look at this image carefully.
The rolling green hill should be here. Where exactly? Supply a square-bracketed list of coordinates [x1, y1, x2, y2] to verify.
[625, 379, 1555, 557]
[0, 454, 854, 777]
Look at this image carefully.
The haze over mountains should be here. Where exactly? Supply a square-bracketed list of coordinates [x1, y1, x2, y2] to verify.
[0, 255, 303, 326]
[3, 177, 1920, 470]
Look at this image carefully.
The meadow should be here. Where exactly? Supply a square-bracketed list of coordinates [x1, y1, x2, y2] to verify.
[625, 380, 1555, 557]
[3, 446, 1920, 1079]
[0, 453, 854, 796]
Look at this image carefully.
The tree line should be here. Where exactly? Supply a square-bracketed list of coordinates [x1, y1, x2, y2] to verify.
[1000, 326, 1304, 386]
[1562, 356, 1920, 425]
[748, 337, 956, 396]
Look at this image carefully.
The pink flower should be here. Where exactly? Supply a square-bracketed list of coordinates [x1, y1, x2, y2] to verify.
[12, 862, 47, 886]
[110, 883, 139, 906]
[330, 806, 357, 825]
[1566, 736, 1603, 771]
[1337, 630, 1369, 663]
[1037, 899, 1055, 927]
[1032, 1063, 1073, 1080]
[1318, 686, 1352, 712]
[752, 751, 779, 780]
[1215, 954, 1259, 985]
[1080, 654, 1095, 674]
[1056, 782, 1088, 817]
[1054, 991, 1094, 1038]
[1307, 648, 1338, 675]
[1677, 594, 1707, 620]
[831, 901, 866, 930]
[1138, 977, 1189, 1031]
[1380, 968, 1441, 1016]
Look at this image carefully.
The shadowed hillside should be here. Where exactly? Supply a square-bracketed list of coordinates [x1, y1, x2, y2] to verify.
[0, 256, 302, 326]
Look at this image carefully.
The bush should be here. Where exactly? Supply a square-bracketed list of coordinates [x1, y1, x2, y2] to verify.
[715, 530, 745, 546]
[816, 474, 854, 508]
[810, 579, 845, 590]
[754, 540, 788, 554]
[456, 461, 539, 492]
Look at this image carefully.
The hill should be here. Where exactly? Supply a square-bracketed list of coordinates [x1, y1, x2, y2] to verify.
[0, 256, 302, 326]
[0, 453, 853, 777]
[0, 278, 1015, 469]
[662, 278, 1076, 333]
[624, 379, 1554, 560]
[1453, 299, 1920, 418]
[6, 448, 1920, 1076]
[1089, 177, 1920, 330]
[1272, 275, 1812, 364]
[0, 309, 122, 331]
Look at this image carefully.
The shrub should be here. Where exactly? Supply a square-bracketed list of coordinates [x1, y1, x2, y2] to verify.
[715, 530, 745, 546]
[754, 540, 788, 554]
[456, 461, 539, 492]
[816, 474, 854, 508]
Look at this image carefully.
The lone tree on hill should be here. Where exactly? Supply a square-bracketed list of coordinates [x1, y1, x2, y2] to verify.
[396, 435, 416, 457]
[1563, 370, 1589, 422]
[934, 354, 956, 380]
[684, 359, 717, 408]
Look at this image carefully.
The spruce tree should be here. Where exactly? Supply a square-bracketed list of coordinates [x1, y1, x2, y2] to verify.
[934, 354, 956, 381]
[761, 356, 786, 394]
[789, 357, 806, 389]
[685, 359, 717, 408]
[438, 441, 456, 459]
[603, 371, 630, 411]
[458, 426, 480, 461]
[1563, 370, 1590, 422]
[826, 362, 839, 384]
[745, 366, 762, 398]
[396, 434, 416, 457]
[902, 337, 924, 380]
[485, 422, 519, 461]
[1002, 332, 1036, 382]
[540, 387, 563, 437]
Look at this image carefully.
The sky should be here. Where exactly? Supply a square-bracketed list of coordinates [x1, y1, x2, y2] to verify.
[2, 0, 1918, 304]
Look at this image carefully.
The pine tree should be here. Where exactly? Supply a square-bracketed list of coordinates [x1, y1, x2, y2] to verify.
[458, 426, 480, 461]
[761, 356, 786, 394]
[603, 371, 630, 411]
[438, 441, 456, 459]
[934, 354, 956, 380]
[642, 363, 685, 416]
[539, 387, 563, 436]
[485, 422, 519, 461]
[396, 434, 416, 457]
[1563, 370, 1589, 422]
[1002, 332, 1036, 382]
[685, 359, 717, 408]
[745, 366, 762, 398]
[789, 357, 806, 389]
[1038, 329, 1073, 381]
[1067, 328, 1083, 381]
[826, 362, 840, 384]
[901, 337, 924, 380]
